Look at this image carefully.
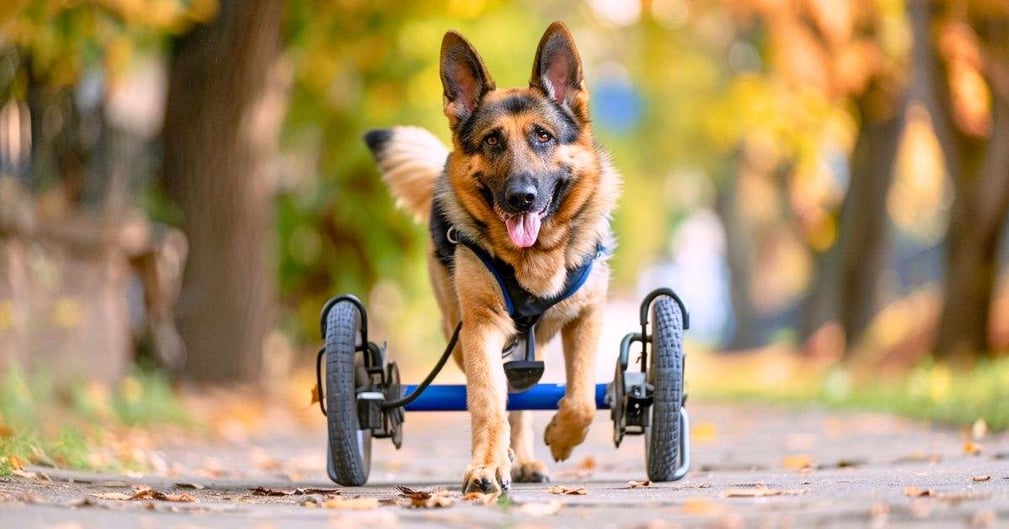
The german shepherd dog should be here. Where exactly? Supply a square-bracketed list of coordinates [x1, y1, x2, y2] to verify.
[364, 21, 620, 494]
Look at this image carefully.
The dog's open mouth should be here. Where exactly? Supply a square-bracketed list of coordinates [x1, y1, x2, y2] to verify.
[494, 181, 562, 248]
[500, 206, 547, 248]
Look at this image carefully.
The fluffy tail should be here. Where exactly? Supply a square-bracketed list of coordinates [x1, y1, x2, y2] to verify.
[364, 126, 449, 223]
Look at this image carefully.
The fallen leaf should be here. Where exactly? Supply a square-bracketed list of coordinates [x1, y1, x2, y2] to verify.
[626, 480, 652, 488]
[396, 485, 454, 508]
[781, 454, 814, 471]
[250, 486, 340, 496]
[310, 384, 320, 406]
[89, 492, 134, 501]
[972, 475, 991, 482]
[893, 453, 942, 465]
[904, 486, 933, 497]
[721, 486, 805, 498]
[153, 492, 198, 503]
[546, 485, 587, 495]
[963, 441, 984, 456]
[250, 486, 300, 496]
[518, 500, 564, 517]
[320, 497, 379, 510]
[681, 497, 721, 515]
[175, 483, 206, 490]
[576, 456, 596, 471]
[0, 425, 12, 438]
[6, 455, 24, 471]
[128, 488, 197, 503]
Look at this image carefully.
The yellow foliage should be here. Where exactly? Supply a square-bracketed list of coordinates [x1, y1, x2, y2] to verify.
[0, 300, 13, 331]
[51, 297, 82, 329]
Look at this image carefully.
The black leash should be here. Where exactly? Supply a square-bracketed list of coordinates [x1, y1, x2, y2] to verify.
[379, 321, 461, 410]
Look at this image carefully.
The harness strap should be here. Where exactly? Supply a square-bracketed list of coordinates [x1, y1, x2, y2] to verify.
[456, 234, 603, 332]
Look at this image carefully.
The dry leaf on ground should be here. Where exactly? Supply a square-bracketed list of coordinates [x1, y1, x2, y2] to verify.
[681, 497, 722, 515]
[6, 455, 24, 471]
[518, 500, 564, 517]
[129, 488, 198, 503]
[963, 441, 984, 455]
[721, 486, 805, 498]
[396, 485, 454, 508]
[893, 453, 942, 465]
[904, 486, 933, 497]
[972, 475, 991, 482]
[626, 480, 652, 488]
[781, 454, 814, 471]
[250, 486, 341, 496]
[88, 492, 134, 501]
[175, 483, 206, 490]
[320, 497, 379, 510]
[547, 486, 587, 495]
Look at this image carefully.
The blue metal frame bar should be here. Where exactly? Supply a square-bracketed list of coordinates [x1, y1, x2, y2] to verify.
[402, 383, 610, 412]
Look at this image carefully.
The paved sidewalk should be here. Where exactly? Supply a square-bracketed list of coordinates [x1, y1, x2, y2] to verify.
[1, 401, 1007, 528]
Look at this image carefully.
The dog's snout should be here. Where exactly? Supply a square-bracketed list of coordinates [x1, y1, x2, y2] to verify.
[506, 175, 537, 211]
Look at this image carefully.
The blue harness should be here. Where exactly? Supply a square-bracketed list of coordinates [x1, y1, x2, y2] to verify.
[430, 198, 602, 335]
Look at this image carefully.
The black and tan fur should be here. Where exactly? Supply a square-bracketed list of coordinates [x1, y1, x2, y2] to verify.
[365, 22, 620, 494]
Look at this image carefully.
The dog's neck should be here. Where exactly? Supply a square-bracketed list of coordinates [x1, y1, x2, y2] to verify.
[437, 161, 617, 299]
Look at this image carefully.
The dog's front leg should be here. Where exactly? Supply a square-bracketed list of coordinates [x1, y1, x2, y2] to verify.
[459, 315, 512, 494]
[544, 305, 601, 461]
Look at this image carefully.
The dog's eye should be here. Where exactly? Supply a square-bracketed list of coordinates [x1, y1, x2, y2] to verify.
[535, 128, 553, 143]
[484, 134, 499, 146]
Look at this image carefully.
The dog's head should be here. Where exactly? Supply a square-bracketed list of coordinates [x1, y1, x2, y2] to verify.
[441, 22, 597, 249]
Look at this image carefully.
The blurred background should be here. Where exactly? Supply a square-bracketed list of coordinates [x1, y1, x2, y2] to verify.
[1, 0, 1009, 471]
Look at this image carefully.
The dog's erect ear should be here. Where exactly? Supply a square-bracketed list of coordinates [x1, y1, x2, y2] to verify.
[530, 22, 587, 121]
[441, 31, 494, 127]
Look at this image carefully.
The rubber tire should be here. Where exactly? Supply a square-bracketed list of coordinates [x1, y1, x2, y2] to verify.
[325, 301, 371, 486]
[644, 296, 685, 482]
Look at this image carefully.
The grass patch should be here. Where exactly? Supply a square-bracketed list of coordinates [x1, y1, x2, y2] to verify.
[693, 355, 1009, 430]
[0, 365, 191, 476]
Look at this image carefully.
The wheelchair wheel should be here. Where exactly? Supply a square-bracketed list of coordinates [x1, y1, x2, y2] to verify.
[644, 295, 685, 482]
[325, 301, 371, 486]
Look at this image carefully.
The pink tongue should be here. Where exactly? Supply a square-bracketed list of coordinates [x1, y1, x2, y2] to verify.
[505, 213, 541, 248]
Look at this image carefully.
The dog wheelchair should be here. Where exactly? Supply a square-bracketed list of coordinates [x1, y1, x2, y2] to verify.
[314, 288, 690, 486]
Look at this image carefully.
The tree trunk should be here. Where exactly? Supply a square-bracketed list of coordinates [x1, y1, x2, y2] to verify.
[935, 97, 1009, 360]
[920, 1, 1009, 362]
[836, 89, 905, 348]
[714, 159, 764, 349]
[162, 0, 283, 384]
[799, 84, 905, 352]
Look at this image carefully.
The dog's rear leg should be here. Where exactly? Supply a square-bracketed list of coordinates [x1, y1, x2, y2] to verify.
[544, 306, 601, 461]
[509, 411, 549, 482]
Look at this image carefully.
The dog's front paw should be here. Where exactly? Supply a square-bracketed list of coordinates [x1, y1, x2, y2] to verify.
[544, 399, 594, 461]
[462, 459, 511, 494]
[511, 460, 551, 483]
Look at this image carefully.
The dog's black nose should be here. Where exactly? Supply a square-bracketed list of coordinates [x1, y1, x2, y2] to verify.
[506, 178, 537, 211]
